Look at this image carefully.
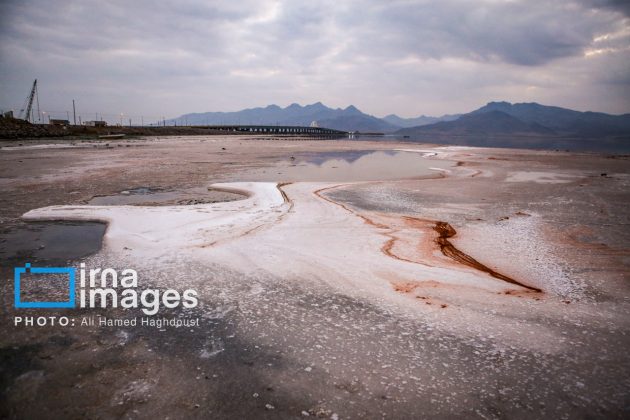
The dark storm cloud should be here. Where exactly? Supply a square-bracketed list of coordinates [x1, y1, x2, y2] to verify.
[582, 0, 630, 17]
[0, 0, 628, 119]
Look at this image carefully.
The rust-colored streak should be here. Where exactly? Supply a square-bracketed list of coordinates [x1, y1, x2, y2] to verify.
[277, 182, 292, 205]
[315, 183, 540, 293]
[380, 236, 423, 265]
[314, 184, 388, 228]
[315, 185, 434, 266]
[433, 221, 542, 292]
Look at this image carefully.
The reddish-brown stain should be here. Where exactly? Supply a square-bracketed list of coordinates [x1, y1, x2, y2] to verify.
[315, 183, 543, 294]
[433, 221, 542, 292]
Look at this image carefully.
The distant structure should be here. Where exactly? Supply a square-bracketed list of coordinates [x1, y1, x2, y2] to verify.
[310, 120, 319, 128]
[49, 119, 70, 126]
[83, 120, 107, 127]
[2, 110, 14, 119]
[198, 124, 346, 136]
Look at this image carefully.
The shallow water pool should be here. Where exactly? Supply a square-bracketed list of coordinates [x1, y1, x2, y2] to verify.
[239, 150, 452, 182]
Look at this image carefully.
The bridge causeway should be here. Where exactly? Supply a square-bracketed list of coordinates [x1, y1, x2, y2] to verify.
[198, 125, 347, 136]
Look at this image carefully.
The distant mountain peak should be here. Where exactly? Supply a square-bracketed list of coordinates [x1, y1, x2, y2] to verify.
[305, 102, 326, 110]
[480, 101, 513, 112]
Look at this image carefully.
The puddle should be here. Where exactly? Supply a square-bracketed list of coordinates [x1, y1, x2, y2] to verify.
[0, 221, 106, 266]
[239, 150, 453, 182]
[88, 187, 244, 206]
[292, 150, 384, 164]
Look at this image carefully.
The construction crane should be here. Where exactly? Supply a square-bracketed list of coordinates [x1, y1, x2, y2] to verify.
[19, 79, 40, 123]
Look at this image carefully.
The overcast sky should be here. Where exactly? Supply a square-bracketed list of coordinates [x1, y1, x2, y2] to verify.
[0, 0, 628, 122]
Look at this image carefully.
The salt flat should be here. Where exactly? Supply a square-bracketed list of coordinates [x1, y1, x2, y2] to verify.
[1, 136, 628, 419]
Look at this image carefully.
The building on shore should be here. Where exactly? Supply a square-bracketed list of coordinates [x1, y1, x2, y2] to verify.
[83, 120, 107, 127]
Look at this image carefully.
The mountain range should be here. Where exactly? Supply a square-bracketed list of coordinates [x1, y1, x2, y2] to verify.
[169, 102, 399, 133]
[171, 101, 630, 149]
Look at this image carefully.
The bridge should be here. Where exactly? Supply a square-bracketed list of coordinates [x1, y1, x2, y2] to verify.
[196, 125, 347, 136]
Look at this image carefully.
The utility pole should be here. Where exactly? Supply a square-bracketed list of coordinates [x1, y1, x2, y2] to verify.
[141, 116, 144, 127]
[35, 84, 41, 123]
[72, 100, 76, 125]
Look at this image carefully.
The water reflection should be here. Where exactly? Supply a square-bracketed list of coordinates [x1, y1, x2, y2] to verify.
[242, 150, 452, 182]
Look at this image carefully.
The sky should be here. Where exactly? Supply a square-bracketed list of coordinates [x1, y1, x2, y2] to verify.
[0, 0, 629, 123]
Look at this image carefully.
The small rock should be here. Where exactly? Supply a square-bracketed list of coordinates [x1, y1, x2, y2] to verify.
[304, 366, 312, 372]
[265, 403, 275, 410]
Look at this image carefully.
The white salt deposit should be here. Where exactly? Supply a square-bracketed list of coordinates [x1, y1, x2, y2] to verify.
[505, 171, 580, 184]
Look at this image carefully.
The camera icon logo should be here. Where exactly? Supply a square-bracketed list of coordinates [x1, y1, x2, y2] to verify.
[14, 263, 76, 308]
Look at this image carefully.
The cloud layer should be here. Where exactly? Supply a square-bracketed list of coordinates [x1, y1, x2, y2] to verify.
[0, 0, 628, 122]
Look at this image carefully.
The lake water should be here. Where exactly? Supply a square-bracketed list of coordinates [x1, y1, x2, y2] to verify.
[0, 221, 106, 266]
[239, 150, 452, 182]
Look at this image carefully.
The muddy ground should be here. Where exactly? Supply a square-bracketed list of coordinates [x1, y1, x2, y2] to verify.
[0, 136, 629, 419]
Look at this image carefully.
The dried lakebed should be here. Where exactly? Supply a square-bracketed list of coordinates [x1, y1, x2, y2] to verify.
[1, 141, 628, 419]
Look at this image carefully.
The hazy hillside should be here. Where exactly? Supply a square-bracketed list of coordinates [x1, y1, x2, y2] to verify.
[319, 114, 399, 133]
[393, 102, 630, 152]
[397, 111, 555, 136]
[397, 101, 630, 139]
[383, 113, 460, 128]
[470, 101, 630, 137]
